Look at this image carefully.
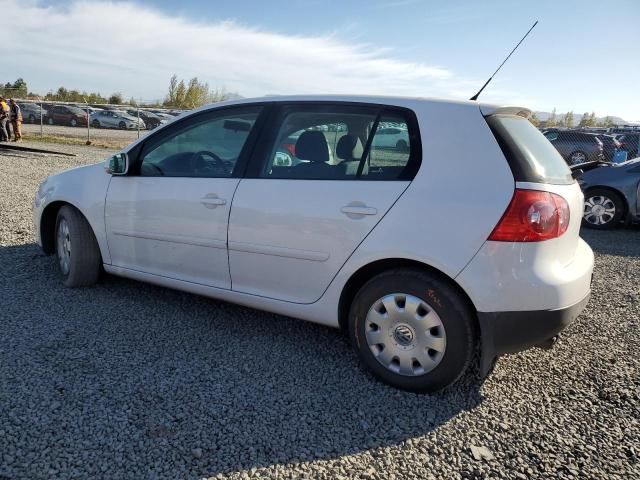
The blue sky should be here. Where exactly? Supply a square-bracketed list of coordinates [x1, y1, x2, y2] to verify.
[3, 0, 639, 120]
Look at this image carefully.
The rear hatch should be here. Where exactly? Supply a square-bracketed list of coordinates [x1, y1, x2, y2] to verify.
[483, 110, 584, 265]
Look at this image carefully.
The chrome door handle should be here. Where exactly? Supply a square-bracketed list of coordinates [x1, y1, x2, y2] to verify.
[200, 194, 226, 209]
[341, 205, 378, 217]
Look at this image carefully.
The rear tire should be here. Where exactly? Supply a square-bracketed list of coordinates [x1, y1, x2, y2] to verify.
[70, 118, 77, 127]
[583, 188, 624, 229]
[568, 150, 587, 165]
[47, 117, 54, 125]
[349, 269, 475, 393]
[55, 206, 102, 287]
[118, 121, 126, 129]
[28, 114, 36, 124]
[92, 120, 100, 129]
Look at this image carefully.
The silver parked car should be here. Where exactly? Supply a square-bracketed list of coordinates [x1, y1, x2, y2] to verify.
[90, 110, 146, 130]
[575, 157, 640, 228]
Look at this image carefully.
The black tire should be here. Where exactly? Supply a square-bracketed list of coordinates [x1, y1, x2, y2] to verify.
[47, 117, 54, 125]
[582, 188, 625, 230]
[349, 268, 476, 393]
[54, 206, 102, 287]
[92, 120, 100, 129]
[28, 114, 36, 124]
[70, 118, 77, 127]
[396, 139, 408, 152]
[568, 150, 587, 165]
[118, 121, 126, 129]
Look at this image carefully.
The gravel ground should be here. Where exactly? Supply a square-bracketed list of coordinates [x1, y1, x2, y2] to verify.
[1, 144, 638, 480]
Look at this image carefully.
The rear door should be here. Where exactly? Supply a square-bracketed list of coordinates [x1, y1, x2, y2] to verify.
[105, 104, 265, 288]
[228, 102, 421, 303]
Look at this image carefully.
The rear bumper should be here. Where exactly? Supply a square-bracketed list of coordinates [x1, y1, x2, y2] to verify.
[478, 292, 590, 375]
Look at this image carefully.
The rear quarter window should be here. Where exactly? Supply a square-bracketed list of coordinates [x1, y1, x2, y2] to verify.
[487, 114, 574, 185]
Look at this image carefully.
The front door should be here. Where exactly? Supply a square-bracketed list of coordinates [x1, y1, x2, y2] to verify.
[228, 103, 420, 303]
[105, 105, 264, 288]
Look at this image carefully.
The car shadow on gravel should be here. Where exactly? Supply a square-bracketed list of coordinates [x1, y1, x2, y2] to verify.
[0, 243, 483, 479]
[581, 225, 640, 258]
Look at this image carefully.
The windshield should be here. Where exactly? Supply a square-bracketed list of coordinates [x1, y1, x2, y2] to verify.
[487, 114, 573, 185]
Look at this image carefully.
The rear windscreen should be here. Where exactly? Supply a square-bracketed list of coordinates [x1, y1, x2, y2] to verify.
[486, 114, 574, 185]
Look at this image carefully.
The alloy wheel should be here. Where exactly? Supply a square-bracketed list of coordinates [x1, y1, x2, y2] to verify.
[584, 195, 616, 226]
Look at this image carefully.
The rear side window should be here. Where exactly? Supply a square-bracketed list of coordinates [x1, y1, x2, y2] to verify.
[487, 114, 573, 185]
[257, 103, 421, 180]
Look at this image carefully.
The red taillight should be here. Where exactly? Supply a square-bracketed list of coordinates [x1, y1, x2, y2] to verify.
[488, 189, 570, 242]
[284, 143, 296, 155]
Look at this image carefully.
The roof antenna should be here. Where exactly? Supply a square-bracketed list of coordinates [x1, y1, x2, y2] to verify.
[470, 20, 538, 101]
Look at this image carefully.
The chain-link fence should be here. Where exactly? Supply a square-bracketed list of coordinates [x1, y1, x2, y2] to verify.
[540, 126, 640, 166]
[8, 98, 640, 165]
[12, 99, 188, 149]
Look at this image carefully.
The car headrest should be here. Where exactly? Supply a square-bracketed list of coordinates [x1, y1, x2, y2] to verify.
[295, 131, 329, 163]
[336, 134, 357, 160]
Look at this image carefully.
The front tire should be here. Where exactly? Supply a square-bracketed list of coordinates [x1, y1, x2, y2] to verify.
[349, 269, 475, 393]
[583, 188, 624, 229]
[118, 121, 126, 129]
[55, 206, 102, 287]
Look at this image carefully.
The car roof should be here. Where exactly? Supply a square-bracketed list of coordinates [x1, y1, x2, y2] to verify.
[190, 94, 516, 116]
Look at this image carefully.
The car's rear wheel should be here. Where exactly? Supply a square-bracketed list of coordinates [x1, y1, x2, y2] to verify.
[55, 206, 102, 287]
[568, 150, 587, 165]
[349, 269, 475, 393]
[28, 114, 36, 124]
[70, 118, 77, 127]
[92, 120, 100, 128]
[396, 139, 408, 152]
[583, 188, 624, 229]
[47, 117, 54, 125]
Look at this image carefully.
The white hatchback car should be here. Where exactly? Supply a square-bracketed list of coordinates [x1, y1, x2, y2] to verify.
[33, 95, 594, 392]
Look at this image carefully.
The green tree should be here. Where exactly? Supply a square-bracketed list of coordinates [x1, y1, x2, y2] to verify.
[563, 111, 574, 128]
[108, 92, 124, 104]
[578, 112, 590, 128]
[529, 112, 540, 128]
[163, 74, 231, 108]
[546, 108, 557, 128]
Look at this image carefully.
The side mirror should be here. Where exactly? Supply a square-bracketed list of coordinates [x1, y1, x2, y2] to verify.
[106, 153, 129, 175]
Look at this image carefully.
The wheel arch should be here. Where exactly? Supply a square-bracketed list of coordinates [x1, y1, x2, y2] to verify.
[40, 201, 98, 255]
[337, 258, 479, 333]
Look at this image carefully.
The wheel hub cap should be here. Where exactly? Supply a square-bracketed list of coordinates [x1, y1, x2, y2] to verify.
[365, 293, 447, 377]
[56, 219, 71, 275]
[584, 195, 615, 225]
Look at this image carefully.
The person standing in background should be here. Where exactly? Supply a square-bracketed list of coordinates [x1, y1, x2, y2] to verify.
[9, 99, 22, 142]
[0, 97, 9, 142]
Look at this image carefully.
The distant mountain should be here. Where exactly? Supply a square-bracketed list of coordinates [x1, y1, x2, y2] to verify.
[534, 111, 628, 126]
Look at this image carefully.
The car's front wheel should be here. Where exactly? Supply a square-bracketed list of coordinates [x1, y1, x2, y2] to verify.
[583, 188, 624, 229]
[55, 206, 102, 287]
[349, 269, 475, 393]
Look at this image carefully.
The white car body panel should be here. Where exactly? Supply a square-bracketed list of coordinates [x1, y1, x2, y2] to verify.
[33, 94, 593, 336]
[33, 163, 113, 265]
[104, 177, 239, 288]
[228, 179, 409, 303]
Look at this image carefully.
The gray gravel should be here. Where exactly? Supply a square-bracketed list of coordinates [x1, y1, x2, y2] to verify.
[1, 144, 639, 479]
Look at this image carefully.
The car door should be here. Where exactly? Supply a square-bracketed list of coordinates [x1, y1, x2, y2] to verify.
[228, 102, 421, 303]
[105, 104, 265, 288]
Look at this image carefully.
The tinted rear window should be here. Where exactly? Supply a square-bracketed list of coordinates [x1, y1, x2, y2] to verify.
[487, 114, 573, 185]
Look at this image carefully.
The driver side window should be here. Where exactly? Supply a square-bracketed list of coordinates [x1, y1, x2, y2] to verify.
[139, 106, 262, 178]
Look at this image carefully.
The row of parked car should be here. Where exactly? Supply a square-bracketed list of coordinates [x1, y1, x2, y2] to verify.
[18, 103, 186, 130]
[542, 127, 640, 165]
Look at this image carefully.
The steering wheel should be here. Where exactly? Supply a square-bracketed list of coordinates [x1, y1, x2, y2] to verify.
[190, 150, 228, 174]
